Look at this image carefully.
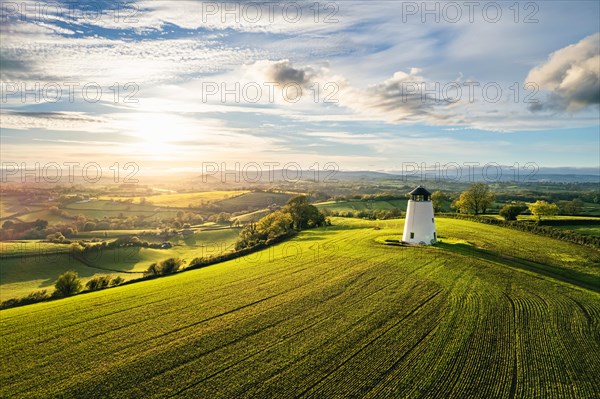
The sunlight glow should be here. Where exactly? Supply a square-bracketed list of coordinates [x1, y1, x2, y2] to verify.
[123, 113, 196, 159]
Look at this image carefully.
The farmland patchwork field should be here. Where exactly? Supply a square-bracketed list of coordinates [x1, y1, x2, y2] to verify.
[1, 191, 294, 226]
[1, 218, 599, 398]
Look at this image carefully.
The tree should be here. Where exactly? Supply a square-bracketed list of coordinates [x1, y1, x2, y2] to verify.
[528, 200, 559, 221]
[2, 220, 14, 230]
[431, 191, 447, 212]
[54, 271, 82, 297]
[557, 199, 584, 215]
[499, 204, 526, 221]
[75, 215, 87, 230]
[283, 195, 325, 230]
[216, 212, 231, 223]
[110, 276, 124, 286]
[145, 258, 184, 276]
[235, 196, 326, 250]
[452, 183, 495, 215]
[159, 258, 184, 274]
[33, 219, 48, 229]
[257, 211, 293, 239]
[85, 275, 111, 291]
[47, 232, 65, 243]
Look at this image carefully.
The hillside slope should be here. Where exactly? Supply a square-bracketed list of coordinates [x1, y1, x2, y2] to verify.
[1, 218, 599, 398]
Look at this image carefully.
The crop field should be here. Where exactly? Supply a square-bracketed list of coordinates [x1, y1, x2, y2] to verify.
[1, 218, 598, 398]
[0, 241, 72, 256]
[99, 191, 249, 207]
[485, 215, 600, 238]
[233, 209, 271, 223]
[14, 203, 181, 223]
[0, 228, 240, 300]
[581, 202, 600, 216]
[0, 199, 32, 220]
[216, 192, 295, 213]
[315, 199, 407, 213]
[73, 230, 154, 239]
[554, 225, 600, 236]
[62, 201, 180, 219]
[0, 252, 138, 301]
[15, 208, 70, 223]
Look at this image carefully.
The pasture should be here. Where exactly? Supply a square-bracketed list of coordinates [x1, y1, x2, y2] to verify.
[99, 191, 249, 207]
[1, 218, 598, 398]
[215, 192, 295, 213]
[0, 228, 240, 301]
[315, 199, 407, 213]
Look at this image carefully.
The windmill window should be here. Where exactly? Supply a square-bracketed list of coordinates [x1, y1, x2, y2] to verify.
[410, 232, 414, 239]
[432, 218, 434, 223]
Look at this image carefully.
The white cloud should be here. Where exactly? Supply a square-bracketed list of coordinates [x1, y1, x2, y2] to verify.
[89, 1, 356, 35]
[526, 33, 600, 111]
[0, 111, 108, 131]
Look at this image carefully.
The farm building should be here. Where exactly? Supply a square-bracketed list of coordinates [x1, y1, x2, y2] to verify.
[402, 186, 437, 245]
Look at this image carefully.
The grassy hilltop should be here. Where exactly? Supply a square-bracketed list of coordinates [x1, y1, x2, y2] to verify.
[1, 218, 599, 398]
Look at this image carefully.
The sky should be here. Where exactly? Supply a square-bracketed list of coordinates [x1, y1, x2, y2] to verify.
[1, 0, 599, 175]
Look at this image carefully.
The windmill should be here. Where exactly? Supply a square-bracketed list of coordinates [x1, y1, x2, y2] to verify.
[402, 186, 437, 245]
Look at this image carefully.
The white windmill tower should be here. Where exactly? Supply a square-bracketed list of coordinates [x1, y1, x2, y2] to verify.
[402, 186, 437, 245]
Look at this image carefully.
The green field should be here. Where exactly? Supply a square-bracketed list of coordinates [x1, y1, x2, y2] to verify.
[0, 240, 72, 256]
[485, 215, 600, 237]
[554, 225, 600, 236]
[99, 191, 249, 207]
[0, 251, 142, 300]
[233, 209, 271, 223]
[316, 199, 407, 213]
[0, 228, 240, 300]
[216, 192, 295, 213]
[73, 230, 154, 239]
[15, 202, 181, 223]
[1, 218, 598, 398]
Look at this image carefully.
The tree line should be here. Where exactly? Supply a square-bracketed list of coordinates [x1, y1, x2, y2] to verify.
[235, 195, 328, 250]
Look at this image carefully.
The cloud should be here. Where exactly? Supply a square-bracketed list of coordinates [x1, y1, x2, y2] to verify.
[526, 33, 600, 112]
[244, 59, 332, 87]
[342, 68, 448, 122]
[266, 60, 313, 85]
[0, 111, 108, 131]
[90, 1, 354, 35]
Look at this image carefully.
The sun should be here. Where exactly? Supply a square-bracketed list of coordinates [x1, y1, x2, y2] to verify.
[125, 113, 187, 159]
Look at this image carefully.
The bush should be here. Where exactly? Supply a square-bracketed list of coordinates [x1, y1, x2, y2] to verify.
[146, 263, 160, 276]
[528, 200, 559, 221]
[144, 258, 185, 276]
[85, 275, 112, 291]
[110, 276, 125, 286]
[53, 271, 82, 297]
[160, 258, 183, 274]
[499, 204, 526, 221]
[0, 290, 50, 310]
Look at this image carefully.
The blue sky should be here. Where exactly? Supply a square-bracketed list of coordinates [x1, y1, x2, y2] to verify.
[1, 1, 599, 172]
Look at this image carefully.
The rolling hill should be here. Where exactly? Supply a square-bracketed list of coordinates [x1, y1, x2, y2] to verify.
[1, 218, 599, 398]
